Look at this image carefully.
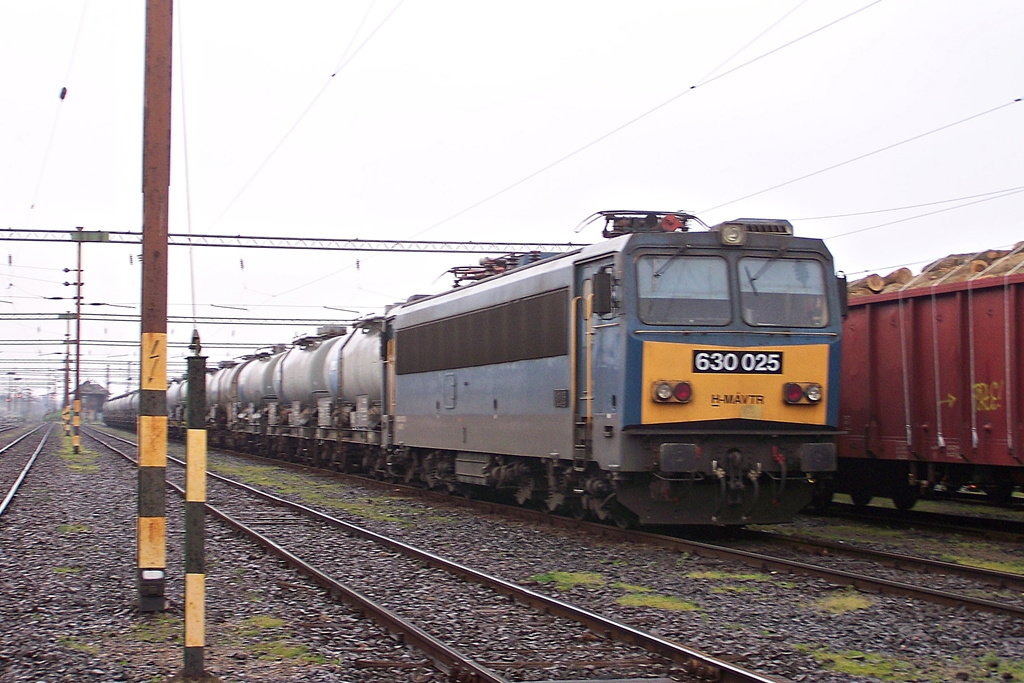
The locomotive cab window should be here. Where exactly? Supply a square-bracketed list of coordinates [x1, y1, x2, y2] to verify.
[739, 257, 828, 328]
[636, 255, 730, 325]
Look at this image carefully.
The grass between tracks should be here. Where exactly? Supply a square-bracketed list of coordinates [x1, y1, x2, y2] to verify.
[795, 643, 1024, 682]
[56, 435, 99, 473]
[808, 586, 873, 613]
[207, 461, 420, 524]
[529, 571, 703, 611]
[764, 518, 1024, 575]
[230, 615, 326, 664]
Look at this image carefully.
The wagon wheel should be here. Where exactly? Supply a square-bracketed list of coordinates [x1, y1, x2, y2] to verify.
[850, 488, 873, 507]
[891, 483, 919, 511]
[987, 480, 1016, 507]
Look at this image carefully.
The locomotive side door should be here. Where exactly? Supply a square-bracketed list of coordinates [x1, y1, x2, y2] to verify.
[573, 257, 621, 468]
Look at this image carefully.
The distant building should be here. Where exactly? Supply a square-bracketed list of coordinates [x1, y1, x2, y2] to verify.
[77, 381, 109, 421]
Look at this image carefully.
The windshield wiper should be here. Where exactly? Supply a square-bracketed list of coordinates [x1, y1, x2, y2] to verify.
[745, 248, 787, 293]
[744, 265, 758, 295]
[653, 244, 688, 278]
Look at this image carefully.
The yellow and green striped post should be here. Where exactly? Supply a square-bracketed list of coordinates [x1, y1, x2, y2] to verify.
[184, 345, 207, 677]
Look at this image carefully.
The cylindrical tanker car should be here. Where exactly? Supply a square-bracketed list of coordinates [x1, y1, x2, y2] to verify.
[106, 212, 846, 526]
[836, 250, 1024, 509]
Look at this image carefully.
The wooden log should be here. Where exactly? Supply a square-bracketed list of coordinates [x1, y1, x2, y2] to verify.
[848, 273, 885, 295]
[882, 267, 913, 286]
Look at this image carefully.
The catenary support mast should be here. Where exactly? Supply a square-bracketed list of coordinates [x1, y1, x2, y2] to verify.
[137, 0, 172, 613]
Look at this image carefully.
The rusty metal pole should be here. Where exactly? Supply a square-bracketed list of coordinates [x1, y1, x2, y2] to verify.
[138, 0, 172, 613]
[63, 315, 71, 435]
[73, 226, 82, 454]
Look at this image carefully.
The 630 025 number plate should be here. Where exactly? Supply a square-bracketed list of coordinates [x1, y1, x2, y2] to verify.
[692, 350, 783, 374]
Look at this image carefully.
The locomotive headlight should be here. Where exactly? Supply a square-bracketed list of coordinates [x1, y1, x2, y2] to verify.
[654, 382, 674, 401]
[719, 223, 746, 246]
[805, 383, 823, 403]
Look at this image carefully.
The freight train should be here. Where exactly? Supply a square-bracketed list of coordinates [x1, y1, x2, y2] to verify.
[105, 211, 846, 526]
[834, 250, 1024, 509]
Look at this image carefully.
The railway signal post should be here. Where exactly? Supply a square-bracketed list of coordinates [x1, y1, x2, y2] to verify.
[183, 332, 208, 678]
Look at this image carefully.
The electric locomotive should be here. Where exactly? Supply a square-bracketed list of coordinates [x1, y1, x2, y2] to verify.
[382, 211, 844, 525]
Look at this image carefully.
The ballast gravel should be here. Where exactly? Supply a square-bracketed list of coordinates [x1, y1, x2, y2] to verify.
[3, 428, 1024, 683]
[197, 447, 1024, 683]
[0, 432, 435, 683]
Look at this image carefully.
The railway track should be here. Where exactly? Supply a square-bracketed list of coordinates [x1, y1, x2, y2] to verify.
[91, 425, 1024, 623]
[0, 424, 52, 520]
[735, 529, 1024, 594]
[820, 501, 1024, 543]
[84, 426, 786, 683]
[224, 446, 1024, 620]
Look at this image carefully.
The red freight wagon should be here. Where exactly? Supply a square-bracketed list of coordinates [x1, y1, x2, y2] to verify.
[836, 259, 1024, 509]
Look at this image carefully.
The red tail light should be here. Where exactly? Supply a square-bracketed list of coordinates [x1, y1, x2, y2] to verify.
[673, 381, 693, 403]
[783, 383, 804, 404]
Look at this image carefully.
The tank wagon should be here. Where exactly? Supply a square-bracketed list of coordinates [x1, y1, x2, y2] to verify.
[836, 251, 1024, 509]
[102, 391, 139, 430]
[107, 212, 846, 526]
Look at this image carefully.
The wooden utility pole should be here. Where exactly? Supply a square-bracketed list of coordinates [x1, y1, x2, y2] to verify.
[138, 0, 172, 613]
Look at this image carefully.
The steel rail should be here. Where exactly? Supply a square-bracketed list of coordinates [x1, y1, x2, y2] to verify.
[85, 427, 788, 683]
[0, 425, 45, 456]
[93, 425, 1024, 620]
[0, 425, 52, 519]
[83, 429, 511, 683]
[255, 461, 1024, 620]
[738, 529, 1024, 592]
[823, 502, 1024, 543]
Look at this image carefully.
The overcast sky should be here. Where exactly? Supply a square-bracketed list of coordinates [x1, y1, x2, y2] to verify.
[1, 0, 1022, 398]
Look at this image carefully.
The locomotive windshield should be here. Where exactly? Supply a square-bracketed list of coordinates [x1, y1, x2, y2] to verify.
[637, 255, 730, 325]
[739, 256, 828, 328]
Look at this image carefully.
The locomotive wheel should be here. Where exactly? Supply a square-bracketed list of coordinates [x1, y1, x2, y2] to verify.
[515, 479, 535, 506]
[610, 504, 637, 530]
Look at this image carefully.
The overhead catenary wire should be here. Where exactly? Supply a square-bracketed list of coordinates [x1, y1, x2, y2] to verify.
[175, 2, 199, 331]
[205, 0, 406, 233]
[688, 0, 811, 88]
[700, 98, 1023, 214]
[258, 0, 879, 302]
[26, 0, 91, 219]
[823, 185, 1024, 240]
[403, 0, 886, 243]
[791, 185, 1024, 221]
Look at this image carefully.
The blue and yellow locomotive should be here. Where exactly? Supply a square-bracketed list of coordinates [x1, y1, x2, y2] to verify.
[385, 211, 842, 525]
